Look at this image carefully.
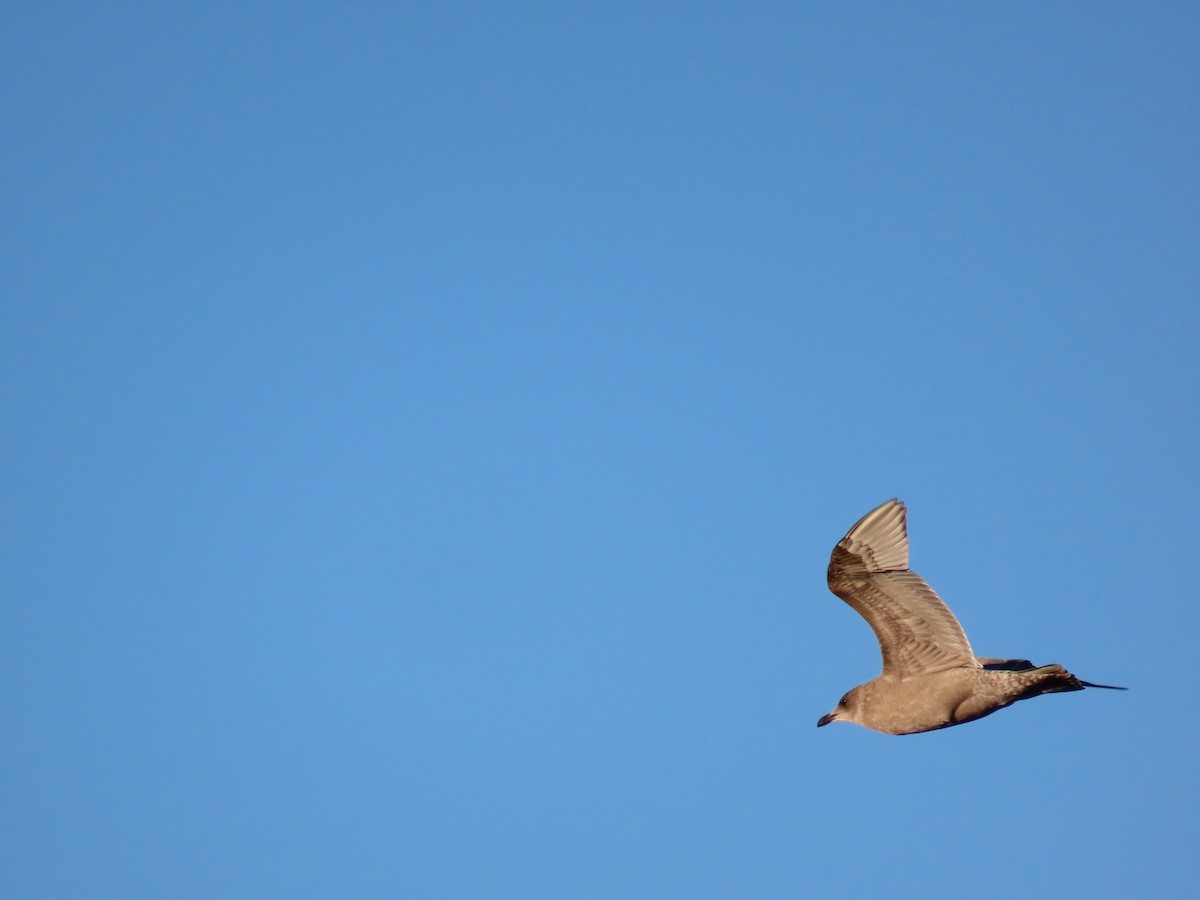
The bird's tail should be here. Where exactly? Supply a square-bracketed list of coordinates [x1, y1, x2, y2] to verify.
[1077, 679, 1128, 690]
[1019, 664, 1127, 697]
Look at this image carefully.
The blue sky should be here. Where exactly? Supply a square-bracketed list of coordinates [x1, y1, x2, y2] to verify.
[3, 2, 1197, 897]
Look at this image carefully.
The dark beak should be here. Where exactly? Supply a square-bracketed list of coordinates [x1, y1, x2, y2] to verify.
[817, 712, 836, 727]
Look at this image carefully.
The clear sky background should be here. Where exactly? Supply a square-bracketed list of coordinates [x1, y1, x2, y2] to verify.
[3, 3, 1197, 898]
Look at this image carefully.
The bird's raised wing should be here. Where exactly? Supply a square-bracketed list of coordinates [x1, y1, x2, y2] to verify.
[826, 499, 976, 679]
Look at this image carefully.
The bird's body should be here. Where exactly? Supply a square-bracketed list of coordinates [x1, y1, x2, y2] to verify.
[817, 499, 1123, 735]
[820, 662, 1094, 735]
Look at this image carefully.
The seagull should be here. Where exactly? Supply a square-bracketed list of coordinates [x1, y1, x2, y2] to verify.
[817, 499, 1124, 735]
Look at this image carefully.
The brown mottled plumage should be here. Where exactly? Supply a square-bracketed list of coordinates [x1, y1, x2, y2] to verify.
[817, 499, 1124, 735]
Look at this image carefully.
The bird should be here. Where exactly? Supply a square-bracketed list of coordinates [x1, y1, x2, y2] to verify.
[817, 499, 1124, 735]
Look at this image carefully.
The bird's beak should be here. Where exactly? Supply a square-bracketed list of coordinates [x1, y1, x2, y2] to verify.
[817, 711, 837, 727]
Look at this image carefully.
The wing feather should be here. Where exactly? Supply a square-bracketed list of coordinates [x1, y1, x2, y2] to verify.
[826, 499, 976, 678]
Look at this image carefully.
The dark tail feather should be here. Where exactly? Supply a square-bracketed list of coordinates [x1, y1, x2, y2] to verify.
[1021, 665, 1127, 699]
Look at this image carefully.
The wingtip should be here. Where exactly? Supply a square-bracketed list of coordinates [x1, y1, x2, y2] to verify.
[836, 498, 910, 572]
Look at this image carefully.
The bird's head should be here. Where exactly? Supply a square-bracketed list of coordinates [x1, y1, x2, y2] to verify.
[817, 685, 865, 728]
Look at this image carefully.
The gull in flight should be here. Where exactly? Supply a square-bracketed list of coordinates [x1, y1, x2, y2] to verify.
[818, 499, 1124, 735]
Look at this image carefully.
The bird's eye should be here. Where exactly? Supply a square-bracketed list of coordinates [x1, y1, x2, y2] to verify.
[839, 697, 849, 707]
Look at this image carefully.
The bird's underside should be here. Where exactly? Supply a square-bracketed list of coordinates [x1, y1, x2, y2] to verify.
[817, 499, 1124, 735]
